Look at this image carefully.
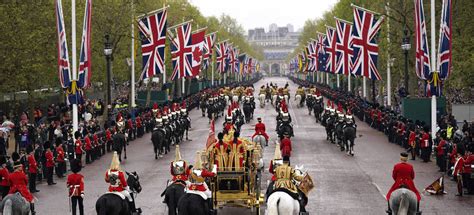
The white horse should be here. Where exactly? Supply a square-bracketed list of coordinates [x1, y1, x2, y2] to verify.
[253, 134, 267, 148]
[389, 188, 419, 215]
[295, 94, 302, 108]
[224, 95, 230, 106]
[266, 191, 300, 215]
[284, 95, 289, 104]
[259, 94, 266, 108]
[232, 95, 239, 103]
[272, 95, 278, 107]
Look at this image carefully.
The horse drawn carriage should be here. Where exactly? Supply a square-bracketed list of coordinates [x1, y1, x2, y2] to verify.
[201, 129, 265, 214]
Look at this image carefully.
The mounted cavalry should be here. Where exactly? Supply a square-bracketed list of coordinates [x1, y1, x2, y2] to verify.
[276, 100, 294, 140]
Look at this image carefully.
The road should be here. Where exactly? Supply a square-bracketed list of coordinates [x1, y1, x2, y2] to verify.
[35, 77, 473, 214]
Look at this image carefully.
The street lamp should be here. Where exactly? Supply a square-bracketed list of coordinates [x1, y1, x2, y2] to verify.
[401, 27, 411, 96]
[104, 34, 113, 108]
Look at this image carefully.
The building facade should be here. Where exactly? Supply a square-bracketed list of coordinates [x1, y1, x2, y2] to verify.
[248, 24, 300, 75]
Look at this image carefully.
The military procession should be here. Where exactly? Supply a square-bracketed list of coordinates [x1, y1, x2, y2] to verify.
[1, 0, 474, 214]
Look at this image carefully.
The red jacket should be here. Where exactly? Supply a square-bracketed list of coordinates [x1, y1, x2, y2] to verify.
[408, 131, 416, 147]
[0, 167, 9, 186]
[421, 133, 430, 148]
[56, 146, 65, 162]
[84, 136, 92, 151]
[136, 117, 142, 128]
[464, 154, 474, 174]
[8, 170, 34, 202]
[105, 170, 128, 192]
[67, 173, 84, 196]
[127, 119, 133, 129]
[27, 155, 37, 174]
[106, 129, 112, 141]
[436, 140, 446, 156]
[252, 122, 269, 140]
[45, 150, 55, 168]
[75, 139, 83, 155]
[386, 162, 421, 201]
[280, 138, 292, 157]
[453, 156, 465, 176]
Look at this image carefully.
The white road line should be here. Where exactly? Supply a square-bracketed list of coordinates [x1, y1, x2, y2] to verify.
[371, 182, 387, 199]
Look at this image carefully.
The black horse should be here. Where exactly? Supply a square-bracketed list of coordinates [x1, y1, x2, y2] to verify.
[306, 95, 314, 115]
[177, 193, 210, 215]
[313, 99, 323, 122]
[243, 102, 253, 123]
[344, 125, 356, 156]
[162, 181, 186, 215]
[180, 116, 191, 140]
[96, 172, 142, 215]
[151, 128, 166, 159]
[113, 132, 127, 161]
[278, 122, 294, 140]
[335, 122, 345, 150]
[326, 115, 336, 143]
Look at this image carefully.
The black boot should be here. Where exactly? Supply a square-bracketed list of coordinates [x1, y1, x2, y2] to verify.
[30, 203, 36, 215]
[386, 201, 392, 214]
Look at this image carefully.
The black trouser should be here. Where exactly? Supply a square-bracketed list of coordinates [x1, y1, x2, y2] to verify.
[0, 185, 9, 199]
[46, 166, 54, 184]
[106, 140, 112, 152]
[71, 196, 84, 215]
[464, 173, 474, 194]
[85, 150, 92, 164]
[76, 154, 82, 163]
[56, 161, 66, 177]
[437, 155, 446, 172]
[28, 173, 37, 192]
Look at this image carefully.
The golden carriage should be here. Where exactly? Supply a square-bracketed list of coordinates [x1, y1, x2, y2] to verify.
[200, 129, 265, 214]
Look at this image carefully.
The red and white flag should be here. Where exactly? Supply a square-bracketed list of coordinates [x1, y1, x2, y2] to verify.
[169, 22, 193, 80]
[77, 0, 92, 89]
[191, 28, 206, 77]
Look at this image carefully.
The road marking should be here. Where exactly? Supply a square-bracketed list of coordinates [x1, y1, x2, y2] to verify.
[371, 182, 386, 199]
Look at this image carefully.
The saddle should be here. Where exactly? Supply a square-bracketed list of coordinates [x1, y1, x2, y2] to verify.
[105, 191, 126, 200]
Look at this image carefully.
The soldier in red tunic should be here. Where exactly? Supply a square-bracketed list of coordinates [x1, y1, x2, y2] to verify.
[84, 134, 92, 164]
[67, 159, 84, 215]
[420, 128, 431, 162]
[386, 153, 421, 212]
[105, 128, 112, 152]
[9, 159, 35, 214]
[252, 118, 269, 146]
[453, 152, 465, 196]
[280, 133, 292, 162]
[56, 142, 66, 178]
[436, 134, 447, 172]
[74, 135, 84, 164]
[0, 155, 10, 199]
[26, 146, 39, 193]
[45, 147, 56, 185]
[463, 152, 474, 194]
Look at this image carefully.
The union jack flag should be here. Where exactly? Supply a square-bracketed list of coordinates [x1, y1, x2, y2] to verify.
[216, 41, 228, 73]
[202, 32, 216, 70]
[232, 48, 240, 73]
[351, 6, 384, 80]
[137, 8, 167, 80]
[437, 0, 452, 81]
[325, 26, 337, 73]
[169, 22, 193, 80]
[77, 0, 92, 89]
[191, 29, 206, 77]
[55, 0, 71, 89]
[227, 45, 236, 73]
[306, 42, 316, 72]
[248, 57, 255, 73]
[335, 19, 353, 76]
[310, 40, 318, 72]
[316, 33, 327, 72]
[414, 0, 431, 80]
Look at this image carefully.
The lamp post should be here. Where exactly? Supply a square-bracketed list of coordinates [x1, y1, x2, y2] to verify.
[104, 35, 113, 107]
[401, 27, 411, 95]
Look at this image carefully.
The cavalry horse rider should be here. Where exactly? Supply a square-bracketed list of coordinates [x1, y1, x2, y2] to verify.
[273, 155, 308, 213]
[386, 152, 421, 214]
[104, 152, 137, 212]
[252, 117, 269, 146]
[185, 152, 217, 213]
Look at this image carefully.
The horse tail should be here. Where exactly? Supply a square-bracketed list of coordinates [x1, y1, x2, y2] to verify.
[3, 198, 12, 215]
[398, 190, 409, 215]
[97, 197, 108, 215]
[267, 194, 281, 215]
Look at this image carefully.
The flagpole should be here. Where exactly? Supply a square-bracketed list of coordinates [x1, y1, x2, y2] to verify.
[71, 0, 78, 133]
[130, 0, 136, 108]
[431, 0, 437, 140]
[363, 76, 367, 98]
[211, 54, 214, 86]
[347, 74, 351, 92]
[386, 2, 392, 107]
[336, 74, 340, 88]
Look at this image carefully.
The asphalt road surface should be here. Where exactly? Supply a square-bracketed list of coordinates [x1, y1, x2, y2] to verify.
[35, 77, 473, 214]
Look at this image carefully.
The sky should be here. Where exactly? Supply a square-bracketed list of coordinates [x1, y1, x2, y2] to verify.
[189, 0, 339, 32]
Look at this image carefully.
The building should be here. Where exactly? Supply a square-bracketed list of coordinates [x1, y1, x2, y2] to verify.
[248, 23, 300, 75]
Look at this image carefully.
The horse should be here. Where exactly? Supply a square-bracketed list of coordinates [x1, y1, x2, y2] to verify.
[180, 116, 191, 140]
[253, 134, 267, 148]
[295, 94, 302, 108]
[151, 128, 166, 159]
[96, 171, 142, 215]
[113, 132, 127, 161]
[232, 95, 239, 104]
[335, 122, 345, 151]
[0, 192, 31, 215]
[199, 98, 207, 117]
[277, 123, 294, 140]
[272, 95, 278, 107]
[313, 99, 323, 122]
[162, 181, 186, 215]
[388, 188, 420, 215]
[176, 193, 210, 215]
[243, 102, 253, 123]
[325, 115, 336, 143]
[343, 125, 356, 156]
[259, 93, 266, 108]
[305, 95, 314, 115]
[266, 165, 312, 215]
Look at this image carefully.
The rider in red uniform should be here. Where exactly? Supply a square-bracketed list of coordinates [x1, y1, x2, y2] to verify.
[8, 160, 35, 214]
[170, 145, 191, 183]
[105, 152, 136, 212]
[280, 133, 292, 162]
[386, 152, 421, 213]
[252, 118, 269, 145]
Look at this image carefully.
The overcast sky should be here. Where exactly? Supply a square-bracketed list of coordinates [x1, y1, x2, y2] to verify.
[190, 0, 339, 32]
